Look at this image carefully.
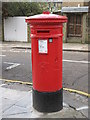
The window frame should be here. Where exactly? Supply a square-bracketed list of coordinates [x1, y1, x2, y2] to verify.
[67, 13, 83, 37]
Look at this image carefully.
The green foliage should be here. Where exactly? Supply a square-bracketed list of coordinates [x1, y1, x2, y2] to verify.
[39, 2, 62, 13]
[39, 2, 49, 11]
[2, 2, 43, 18]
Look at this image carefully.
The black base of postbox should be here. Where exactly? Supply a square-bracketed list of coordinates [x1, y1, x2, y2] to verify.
[33, 88, 63, 113]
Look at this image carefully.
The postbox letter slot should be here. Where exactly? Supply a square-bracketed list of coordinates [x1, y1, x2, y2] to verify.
[37, 30, 50, 33]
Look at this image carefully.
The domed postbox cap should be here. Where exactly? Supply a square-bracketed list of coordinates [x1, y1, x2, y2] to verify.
[25, 11, 67, 24]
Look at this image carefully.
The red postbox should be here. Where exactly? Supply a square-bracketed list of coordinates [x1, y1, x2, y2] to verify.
[25, 11, 67, 112]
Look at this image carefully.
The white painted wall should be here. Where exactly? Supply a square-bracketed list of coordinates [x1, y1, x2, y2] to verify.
[4, 17, 27, 42]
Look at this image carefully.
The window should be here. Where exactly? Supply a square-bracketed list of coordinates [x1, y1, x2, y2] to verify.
[67, 14, 82, 37]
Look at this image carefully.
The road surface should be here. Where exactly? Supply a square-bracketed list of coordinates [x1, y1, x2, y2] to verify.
[1, 43, 89, 93]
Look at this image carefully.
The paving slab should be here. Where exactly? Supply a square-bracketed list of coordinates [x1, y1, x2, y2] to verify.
[27, 106, 86, 118]
[2, 87, 28, 101]
[0, 90, 2, 120]
[1, 42, 89, 52]
[3, 106, 86, 118]
[79, 109, 88, 118]
[1, 87, 88, 118]
[63, 43, 88, 52]
[63, 91, 88, 109]
[0, 99, 2, 112]
[3, 105, 28, 118]
[0, 81, 2, 85]
[0, 87, 2, 99]
[2, 98, 17, 113]
[15, 91, 32, 108]
[3, 83, 32, 92]
[0, 86, 2, 118]
[0, 108, 2, 115]
[0, 115, 2, 120]
[4, 112, 32, 118]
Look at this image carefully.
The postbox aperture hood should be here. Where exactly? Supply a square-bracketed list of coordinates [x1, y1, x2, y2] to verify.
[25, 11, 67, 24]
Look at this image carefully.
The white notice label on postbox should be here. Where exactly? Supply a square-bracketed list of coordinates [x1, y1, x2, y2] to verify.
[38, 40, 48, 53]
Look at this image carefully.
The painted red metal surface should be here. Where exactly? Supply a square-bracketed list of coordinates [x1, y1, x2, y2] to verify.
[25, 12, 67, 24]
[26, 12, 67, 92]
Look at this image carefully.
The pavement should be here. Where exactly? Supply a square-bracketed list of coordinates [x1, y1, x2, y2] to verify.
[0, 85, 89, 118]
[1, 41, 89, 52]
